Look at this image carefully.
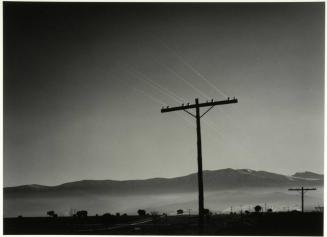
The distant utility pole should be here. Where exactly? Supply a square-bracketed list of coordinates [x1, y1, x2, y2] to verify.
[288, 187, 317, 213]
[161, 97, 238, 232]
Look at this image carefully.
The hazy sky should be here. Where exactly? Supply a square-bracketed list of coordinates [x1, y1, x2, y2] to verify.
[4, 2, 324, 187]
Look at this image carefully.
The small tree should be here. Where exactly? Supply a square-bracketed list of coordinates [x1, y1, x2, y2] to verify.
[177, 209, 184, 215]
[76, 210, 88, 217]
[267, 208, 273, 213]
[203, 209, 212, 216]
[137, 209, 146, 216]
[47, 211, 56, 217]
[254, 205, 262, 213]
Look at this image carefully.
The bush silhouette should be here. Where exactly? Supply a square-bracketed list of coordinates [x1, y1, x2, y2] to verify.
[254, 205, 262, 213]
[47, 211, 57, 217]
[177, 209, 184, 215]
[76, 210, 88, 217]
[102, 213, 112, 217]
[137, 209, 146, 216]
[203, 209, 212, 216]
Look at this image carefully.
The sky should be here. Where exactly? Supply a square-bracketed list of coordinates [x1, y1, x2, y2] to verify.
[4, 2, 324, 187]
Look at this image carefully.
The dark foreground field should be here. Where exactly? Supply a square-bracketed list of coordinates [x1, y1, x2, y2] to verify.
[4, 212, 323, 235]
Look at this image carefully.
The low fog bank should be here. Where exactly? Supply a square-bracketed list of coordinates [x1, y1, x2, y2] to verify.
[4, 186, 323, 217]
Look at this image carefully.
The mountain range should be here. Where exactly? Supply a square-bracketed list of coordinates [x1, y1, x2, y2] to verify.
[4, 169, 323, 198]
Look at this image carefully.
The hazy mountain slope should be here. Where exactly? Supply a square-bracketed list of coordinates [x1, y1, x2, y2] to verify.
[4, 169, 323, 198]
[292, 171, 323, 180]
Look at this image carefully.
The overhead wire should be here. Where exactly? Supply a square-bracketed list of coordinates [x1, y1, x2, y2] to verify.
[134, 42, 211, 101]
[150, 40, 253, 157]
[126, 39, 254, 162]
[159, 62, 211, 101]
[131, 43, 228, 134]
[153, 37, 228, 98]
[141, 37, 243, 139]
[133, 88, 167, 106]
[133, 37, 216, 103]
[125, 67, 195, 128]
[127, 67, 186, 103]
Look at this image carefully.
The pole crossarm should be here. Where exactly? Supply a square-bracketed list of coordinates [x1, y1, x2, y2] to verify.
[288, 188, 317, 191]
[161, 98, 238, 113]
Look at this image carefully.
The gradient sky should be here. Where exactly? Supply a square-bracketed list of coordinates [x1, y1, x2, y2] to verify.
[4, 2, 324, 187]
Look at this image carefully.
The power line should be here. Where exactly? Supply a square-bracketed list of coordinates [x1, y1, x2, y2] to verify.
[129, 68, 186, 102]
[126, 69, 184, 104]
[132, 41, 211, 101]
[133, 88, 167, 106]
[133, 72, 253, 162]
[160, 62, 211, 100]
[155, 38, 228, 98]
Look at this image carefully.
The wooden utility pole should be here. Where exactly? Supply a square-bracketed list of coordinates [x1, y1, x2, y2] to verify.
[288, 187, 317, 213]
[161, 97, 238, 232]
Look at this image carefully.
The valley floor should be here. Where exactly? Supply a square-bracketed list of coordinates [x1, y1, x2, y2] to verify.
[4, 212, 323, 235]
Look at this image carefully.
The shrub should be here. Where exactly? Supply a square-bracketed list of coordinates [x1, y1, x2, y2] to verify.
[177, 209, 184, 215]
[254, 205, 262, 213]
[137, 209, 146, 216]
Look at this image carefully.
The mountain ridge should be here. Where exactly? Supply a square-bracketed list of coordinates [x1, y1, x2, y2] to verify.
[292, 171, 323, 180]
[4, 168, 323, 198]
[5, 168, 323, 189]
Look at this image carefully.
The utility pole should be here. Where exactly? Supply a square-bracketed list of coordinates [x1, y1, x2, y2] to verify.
[187, 208, 192, 225]
[288, 187, 317, 213]
[161, 97, 238, 232]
